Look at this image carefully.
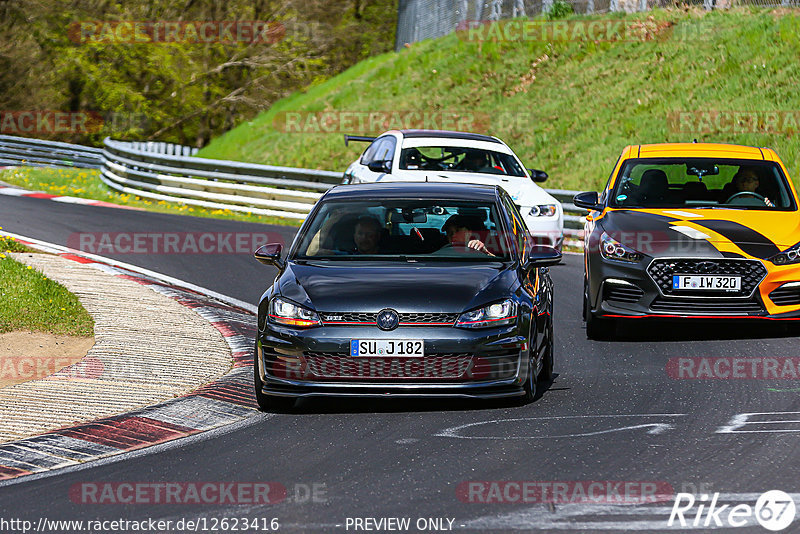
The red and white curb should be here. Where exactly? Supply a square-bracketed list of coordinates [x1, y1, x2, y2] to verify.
[0, 183, 143, 210]
[0, 233, 260, 482]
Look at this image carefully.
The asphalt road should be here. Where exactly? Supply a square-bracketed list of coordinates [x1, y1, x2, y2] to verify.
[2, 194, 800, 533]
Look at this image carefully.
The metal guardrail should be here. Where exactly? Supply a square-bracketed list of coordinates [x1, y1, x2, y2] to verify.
[0, 135, 103, 169]
[0, 134, 586, 241]
[100, 138, 342, 219]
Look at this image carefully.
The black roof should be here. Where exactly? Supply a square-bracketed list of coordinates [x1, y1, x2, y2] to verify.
[399, 129, 502, 144]
[323, 182, 502, 201]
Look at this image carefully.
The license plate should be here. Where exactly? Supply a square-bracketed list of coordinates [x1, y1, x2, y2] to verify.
[672, 275, 741, 291]
[350, 340, 424, 357]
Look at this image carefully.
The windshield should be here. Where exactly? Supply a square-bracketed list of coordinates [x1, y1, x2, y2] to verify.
[398, 146, 526, 177]
[294, 199, 512, 260]
[609, 158, 796, 210]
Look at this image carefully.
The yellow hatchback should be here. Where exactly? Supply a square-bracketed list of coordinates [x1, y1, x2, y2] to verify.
[574, 143, 800, 339]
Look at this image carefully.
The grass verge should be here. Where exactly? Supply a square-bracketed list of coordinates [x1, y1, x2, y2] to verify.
[0, 167, 304, 227]
[197, 8, 800, 192]
[0, 252, 94, 336]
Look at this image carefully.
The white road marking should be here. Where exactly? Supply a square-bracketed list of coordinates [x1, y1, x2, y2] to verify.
[435, 414, 685, 440]
[717, 412, 800, 433]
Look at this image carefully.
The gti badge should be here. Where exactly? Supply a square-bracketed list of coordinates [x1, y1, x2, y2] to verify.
[376, 309, 400, 331]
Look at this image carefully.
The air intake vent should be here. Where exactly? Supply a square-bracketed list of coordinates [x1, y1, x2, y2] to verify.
[604, 283, 644, 303]
[650, 296, 764, 315]
[769, 285, 800, 306]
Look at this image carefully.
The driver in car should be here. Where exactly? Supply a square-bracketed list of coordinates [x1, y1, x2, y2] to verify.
[725, 167, 774, 206]
[440, 215, 494, 255]
[457, 150, 493, 173]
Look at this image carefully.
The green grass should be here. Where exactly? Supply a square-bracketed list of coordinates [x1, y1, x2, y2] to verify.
[0, 254, 94, 336]
[0, 167, 303, 227]
[197, 8, 800, 192]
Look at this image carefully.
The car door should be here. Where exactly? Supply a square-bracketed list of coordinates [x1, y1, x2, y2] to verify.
[351, 135, 397, 184]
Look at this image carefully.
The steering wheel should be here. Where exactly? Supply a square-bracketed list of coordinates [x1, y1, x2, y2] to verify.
[725, 191, 766, 204]
[438, 243, 483, 254]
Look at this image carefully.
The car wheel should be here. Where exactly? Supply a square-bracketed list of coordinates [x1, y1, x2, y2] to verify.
[517, 330, 538, 405]
[538, 313, 554, 383]
[586, 313, 615, 341]
[253, 342, 296, 412]
[584, 277, 615, 340]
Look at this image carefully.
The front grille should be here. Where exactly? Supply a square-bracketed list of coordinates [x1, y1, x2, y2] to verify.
[267, 351, 519, 382]
[604, 283, 644, 304]
[769, 285, 800, 306]
[319, 312, 458, 325]
[647, 258, 767, 297]
[649, 296, 765, 315]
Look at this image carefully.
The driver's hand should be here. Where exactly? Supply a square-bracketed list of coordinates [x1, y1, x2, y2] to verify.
[467, 239, 494, 256]
[765, 197, 774, 207]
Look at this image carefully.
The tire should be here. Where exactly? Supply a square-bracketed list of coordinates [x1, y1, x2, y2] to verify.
[253, 342, 296, 412]
[584, 277, 615, 340]
[538, 314, 554, 383]
[516, 330, 538, 405]
[586, 313, 615, 341]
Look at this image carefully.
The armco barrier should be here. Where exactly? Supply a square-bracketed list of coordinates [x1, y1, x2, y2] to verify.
[0, 134, 586, 242]
[0, 135, 103, 169]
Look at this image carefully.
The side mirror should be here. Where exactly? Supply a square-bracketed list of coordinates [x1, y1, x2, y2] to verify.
[524, 245, 562, 269]
[367, 160, 391, 174]
[254, 243, 285, 269]
[528, 169, 548, 183]
[573, 191, 602, 211]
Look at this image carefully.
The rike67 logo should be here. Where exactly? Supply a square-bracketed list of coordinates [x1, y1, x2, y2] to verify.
[668, 490, 796, 531]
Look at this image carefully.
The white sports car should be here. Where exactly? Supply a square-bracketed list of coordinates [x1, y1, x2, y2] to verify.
[342, 129, 563, 249]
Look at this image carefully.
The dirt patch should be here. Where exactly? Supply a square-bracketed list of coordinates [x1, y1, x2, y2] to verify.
[0, 331, 94, 388]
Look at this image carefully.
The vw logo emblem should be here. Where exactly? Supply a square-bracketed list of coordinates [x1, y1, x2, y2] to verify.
[697, 261, 718, 274]
[376, 309, 399, 331]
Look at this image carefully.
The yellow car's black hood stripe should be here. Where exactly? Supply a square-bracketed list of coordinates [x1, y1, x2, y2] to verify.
[692, 220, 780, 259]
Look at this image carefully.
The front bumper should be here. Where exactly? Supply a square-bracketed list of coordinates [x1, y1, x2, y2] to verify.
[588, 256, 800, 320]
[522, 213, 563, 250]
[257, 323, 530, 399]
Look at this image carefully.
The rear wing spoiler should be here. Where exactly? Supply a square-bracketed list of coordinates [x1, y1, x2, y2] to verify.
[344, 135, 376, 147]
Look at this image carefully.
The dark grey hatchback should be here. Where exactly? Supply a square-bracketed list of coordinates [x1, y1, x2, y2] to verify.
[253, 182, 561, 411]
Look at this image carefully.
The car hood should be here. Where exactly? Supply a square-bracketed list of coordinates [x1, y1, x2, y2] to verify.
[395, 171, 557, 206]
[276, 261, 517, 313]
[597, 208, 800, 259]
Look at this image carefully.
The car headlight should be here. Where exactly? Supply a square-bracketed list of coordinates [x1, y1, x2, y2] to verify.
[455, 299, 516, 329]
[528, 204, 558, 217]
[268, 297, 320, 327]
[770, 243, 800, 265]
[600, 232, 644, 263]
